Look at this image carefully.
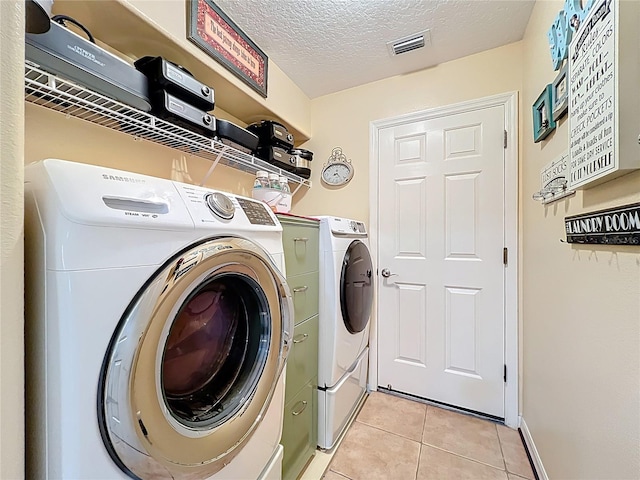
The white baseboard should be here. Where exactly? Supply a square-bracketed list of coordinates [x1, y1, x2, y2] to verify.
[519, 417, 549, 480]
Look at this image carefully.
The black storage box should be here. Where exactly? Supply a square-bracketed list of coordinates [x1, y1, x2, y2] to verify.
[247, 120, 295, 150]
[257, 146, 295, 171]
[151, 90, 216, 137]
[134, 56, 214, 111]
[215, 119, 259, 155]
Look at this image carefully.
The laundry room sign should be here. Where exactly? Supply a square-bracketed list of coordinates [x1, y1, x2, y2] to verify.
[564, 202, 640, 245]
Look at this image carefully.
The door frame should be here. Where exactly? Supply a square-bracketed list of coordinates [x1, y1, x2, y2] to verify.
[368, 91, 519, 427]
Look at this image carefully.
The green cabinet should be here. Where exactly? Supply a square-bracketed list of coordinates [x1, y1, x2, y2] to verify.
[288, 272, 319, 329]
[282, 381, 317, 480]
[277, 215, 319, 480]
[285, 315, 318, 401]
[281, 220, 320, 278]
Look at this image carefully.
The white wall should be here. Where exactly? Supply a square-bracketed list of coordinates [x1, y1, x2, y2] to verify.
[520, 2, 640, 478]
[0, 1, 25, 478]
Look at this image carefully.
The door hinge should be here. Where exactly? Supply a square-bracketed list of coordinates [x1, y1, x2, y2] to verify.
[503, 247, 508, 266]
[504, 364, 507, 383]
[503, 130, 508, 149]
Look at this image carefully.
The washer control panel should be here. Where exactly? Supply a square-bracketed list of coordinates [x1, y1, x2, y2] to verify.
[173, 182, 279, 228]
[236, 197, 276, 226]
[323, 216, 367, 237]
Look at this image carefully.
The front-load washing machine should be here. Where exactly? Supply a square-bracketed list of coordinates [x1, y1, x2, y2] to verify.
[315, 216, 374, 450]
[24, 159, 294, 480]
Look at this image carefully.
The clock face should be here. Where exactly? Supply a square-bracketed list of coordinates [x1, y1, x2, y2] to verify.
[321, 162, 353, 186]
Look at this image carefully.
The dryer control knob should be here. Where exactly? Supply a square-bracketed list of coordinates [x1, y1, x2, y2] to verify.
[349, 220, 357, 231]
[205, 192, 235, 220]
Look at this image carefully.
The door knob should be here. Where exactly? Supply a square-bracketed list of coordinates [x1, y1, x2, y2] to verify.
[381, 268, 397, 278]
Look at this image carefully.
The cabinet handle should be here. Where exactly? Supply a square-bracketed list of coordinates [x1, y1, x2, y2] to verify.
[293, 237, 308, 242]
[293, 285, 308, 293]
[293, 333, 309, 344]
[291, 400, 308, 416]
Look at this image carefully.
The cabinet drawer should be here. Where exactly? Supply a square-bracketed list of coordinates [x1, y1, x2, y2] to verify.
[282, 223, 319, 276]
[285, 315, 318, 400]
[289, 271, 319, 325]
[282, 381, 317, 480]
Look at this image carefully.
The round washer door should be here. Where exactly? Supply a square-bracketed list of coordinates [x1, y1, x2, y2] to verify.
[340, 240, 374, 334]
[98, 236, 293, 480]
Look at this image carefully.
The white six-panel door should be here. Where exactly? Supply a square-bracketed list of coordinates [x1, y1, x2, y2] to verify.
[376, 104, 506, 418]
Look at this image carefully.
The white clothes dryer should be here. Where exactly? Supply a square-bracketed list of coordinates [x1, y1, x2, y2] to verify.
[24, 159, 294, 480]
[314, 216, 374, 450]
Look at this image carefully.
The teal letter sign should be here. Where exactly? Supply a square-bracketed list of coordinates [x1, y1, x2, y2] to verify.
[548, 0, 595, 70]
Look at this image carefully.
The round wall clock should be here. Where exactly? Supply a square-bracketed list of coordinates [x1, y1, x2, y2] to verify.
[321, 147, 354, 186]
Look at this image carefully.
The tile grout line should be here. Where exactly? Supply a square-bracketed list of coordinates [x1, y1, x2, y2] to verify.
[354, 406, 428, 444]
[421, 442, 508, 473]
[421, 405, 507, 472]
[329, 470, 351, 480]
[498, 425, 536, 480]
[421, 404, 430, 443]
[414, 442, 422, 480]
[352, 419, 424, 450]
[495, 422, 508, 472]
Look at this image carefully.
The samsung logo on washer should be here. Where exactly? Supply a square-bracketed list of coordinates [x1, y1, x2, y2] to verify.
[102, 174, 146, 184]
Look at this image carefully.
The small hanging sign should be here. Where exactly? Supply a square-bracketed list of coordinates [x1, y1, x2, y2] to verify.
[564, 202, 640, 245]
[532, 152, 575, 204]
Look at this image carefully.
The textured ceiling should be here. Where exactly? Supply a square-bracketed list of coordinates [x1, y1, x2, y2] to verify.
[214, 0, 535, 99]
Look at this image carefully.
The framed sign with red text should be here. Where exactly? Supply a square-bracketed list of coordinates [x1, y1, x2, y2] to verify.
[188, 0, 268, 97]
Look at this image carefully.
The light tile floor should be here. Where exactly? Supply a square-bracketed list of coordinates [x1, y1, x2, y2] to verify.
[321, 392, 535, 480]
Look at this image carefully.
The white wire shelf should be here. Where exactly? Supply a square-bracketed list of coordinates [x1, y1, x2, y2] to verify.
[24, 62, 312, 190]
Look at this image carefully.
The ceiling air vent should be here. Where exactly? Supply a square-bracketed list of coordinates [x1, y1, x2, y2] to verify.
[387, 29, 431, 56]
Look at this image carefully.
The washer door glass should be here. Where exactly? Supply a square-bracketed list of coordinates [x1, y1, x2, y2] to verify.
[98, 237, 293, 480]
[340, 240, 373, 334]
[162, 273, 269, 429]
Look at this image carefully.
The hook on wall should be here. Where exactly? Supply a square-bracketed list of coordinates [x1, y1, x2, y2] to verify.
[532, 177, 570, 202]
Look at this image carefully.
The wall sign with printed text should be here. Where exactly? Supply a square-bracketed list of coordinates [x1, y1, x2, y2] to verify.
[568, 0, 615, 188]
[564, 203, 640, 245]
[568, 0, 640, 189]
[532, 152, 575, 204]
[188, 0, 268, 97]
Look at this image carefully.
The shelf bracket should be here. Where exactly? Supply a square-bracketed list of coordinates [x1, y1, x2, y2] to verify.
[199, 145, 230, 186]
[291, 181, 305, 196]
[47, 73, 56, 90]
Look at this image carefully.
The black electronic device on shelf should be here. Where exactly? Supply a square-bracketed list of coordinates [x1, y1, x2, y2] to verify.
[215, 119, 259, 155]
[25, 19, 151, 112]
[134, 56, 214, 112]
[289, 148, 312, 179]
[247, 120, 295, 150]
[151, 90, 216, 137]
[257, 145, 296, 172]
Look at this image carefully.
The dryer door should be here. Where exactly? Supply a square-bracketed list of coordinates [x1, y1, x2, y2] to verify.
[340, 240, 374, 334]
[98, 236, 293, 480]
